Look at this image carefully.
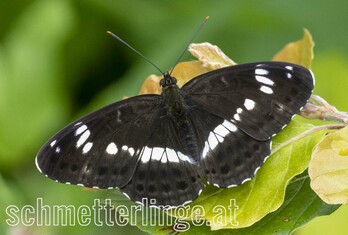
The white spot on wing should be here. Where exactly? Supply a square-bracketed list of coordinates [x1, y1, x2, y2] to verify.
[141, 147, 152, 163]
[55, 146, 61, 153]
[128, 147, 135, 156]
[208, 133, 218, 150]
[255, 68, 269, 75]
[202, 141, 210, 159]
[202, 120, 239, 160]
[121, 145, 136, 156]
[76, 130, 90, 148]
[152, 147, 164, 161]
[82, 142, 93, 154]
[236, 108, 243, 114]
[215, 135, 224, 143]
[255, 75, 274, 86]
[213, 124, 230, 137]
[286, 72, 292, 79]
[50, 139, 57, 147]
[244, 99, 255, 110]
[285, 65, 293, 71]
[260, 86, 273, 94]
[233, 113, 241, 121]
[166, 148, 179, 163]
[106, 142, 118, 155]
[222, 120, 237, 132]
[75, 125, 87, 136]
[178, 151, 192, 163]
[161, 154, 167, 163]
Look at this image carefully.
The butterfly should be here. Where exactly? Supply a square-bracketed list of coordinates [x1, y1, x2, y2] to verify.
[36, 61, 314, 206]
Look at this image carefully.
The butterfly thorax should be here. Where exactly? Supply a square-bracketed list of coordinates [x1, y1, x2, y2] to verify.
[160, 73, 188, 118]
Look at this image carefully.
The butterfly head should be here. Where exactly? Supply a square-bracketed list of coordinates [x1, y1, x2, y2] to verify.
[160, 73, 178, 88]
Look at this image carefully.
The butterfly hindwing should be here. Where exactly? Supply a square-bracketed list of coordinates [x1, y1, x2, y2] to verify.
[188, 106, 271, 187]
[36, 95, 161, 189]
[121, 113, 204, 206]
[182, 62, 314, 140]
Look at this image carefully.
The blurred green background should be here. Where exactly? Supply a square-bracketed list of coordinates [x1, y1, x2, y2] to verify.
[1, 0, 347, 234]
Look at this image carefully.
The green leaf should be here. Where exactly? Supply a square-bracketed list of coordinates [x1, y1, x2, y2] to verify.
[165, 121, 328, 230]
[180, 173, 339, 235]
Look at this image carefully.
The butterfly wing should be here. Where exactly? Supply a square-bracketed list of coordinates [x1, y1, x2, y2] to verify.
[182, 62, 314, 140]
[36, 95, 162, 189]
[182, 62, 314, 187]
[121, 114, 204, 206]
[36, 94, 204, 206]
[188, 106, 271, 187]
[36, 61, 314, 205]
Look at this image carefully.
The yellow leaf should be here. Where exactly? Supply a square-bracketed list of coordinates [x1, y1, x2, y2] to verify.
[138, 74, 162, 95]
[189, 42, 237, 69]
[171, 61, 211, 87]
[272, 29, 314, 68]
[309, 126, 348, 204]
[139, 42, 238, 95]
[139, 42, 239, 95]
[138, 61, 210, 94]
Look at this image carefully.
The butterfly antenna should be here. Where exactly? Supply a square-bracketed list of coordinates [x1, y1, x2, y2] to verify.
[169, 16, 209, 76]
[107, 31, 165, 76]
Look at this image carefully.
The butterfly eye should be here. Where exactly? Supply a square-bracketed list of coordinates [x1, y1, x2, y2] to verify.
[160, 79, 165, 87]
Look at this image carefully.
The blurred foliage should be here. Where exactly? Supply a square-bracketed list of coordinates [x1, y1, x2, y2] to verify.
[0, 0, 348, 234]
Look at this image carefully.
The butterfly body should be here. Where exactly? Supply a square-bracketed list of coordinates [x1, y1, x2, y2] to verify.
[36, 62, 314, 206]
[161, 75, 187, 118]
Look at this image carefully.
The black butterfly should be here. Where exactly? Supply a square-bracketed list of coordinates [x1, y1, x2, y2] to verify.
[36, 61, 314, 206]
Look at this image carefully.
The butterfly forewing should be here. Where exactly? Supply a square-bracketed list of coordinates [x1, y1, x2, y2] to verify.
[36, 95, 161, 188]
[182, 62, 314, 140]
